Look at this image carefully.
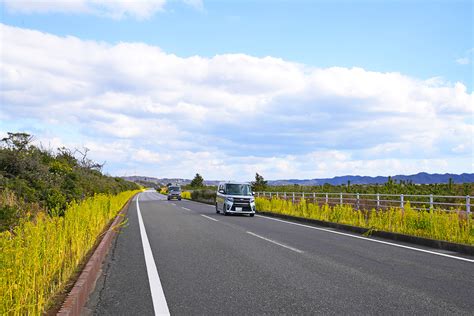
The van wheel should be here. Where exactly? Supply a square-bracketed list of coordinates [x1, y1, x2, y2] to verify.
[215, 203, 220, 214]
[249, 214, 254, 217]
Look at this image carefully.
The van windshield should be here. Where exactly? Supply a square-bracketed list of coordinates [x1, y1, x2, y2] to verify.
[225, 184, 252, 196]
[169, 187, 180, 192]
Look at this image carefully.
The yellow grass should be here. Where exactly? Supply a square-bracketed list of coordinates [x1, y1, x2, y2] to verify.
[255, 197, 474, 245]
[181, 191, 191, 199]
[0, 190, 140, 315]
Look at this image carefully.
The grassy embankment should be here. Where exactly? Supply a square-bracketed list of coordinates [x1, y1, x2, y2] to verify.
[0, 190, 140, 315]
[0, 133, 142, 314]
[256, 197, 473, 245]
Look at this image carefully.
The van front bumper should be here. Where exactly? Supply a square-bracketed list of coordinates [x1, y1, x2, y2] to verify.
[225, 202, 256, 213]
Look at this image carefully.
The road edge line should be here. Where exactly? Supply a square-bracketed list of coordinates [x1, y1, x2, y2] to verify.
[136, 193, 171, 315]
[256, 214, 474, 263]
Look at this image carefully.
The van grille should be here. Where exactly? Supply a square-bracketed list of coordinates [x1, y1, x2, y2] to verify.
[232, 198, 251, 211]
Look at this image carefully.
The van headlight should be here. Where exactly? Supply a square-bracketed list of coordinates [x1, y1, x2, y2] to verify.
[226, 197, 234, 202]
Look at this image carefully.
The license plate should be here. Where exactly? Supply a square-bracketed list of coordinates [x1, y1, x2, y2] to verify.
[235, 207, 242, 212]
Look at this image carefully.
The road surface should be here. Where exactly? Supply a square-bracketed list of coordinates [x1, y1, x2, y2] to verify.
[85, 190, 474, 315]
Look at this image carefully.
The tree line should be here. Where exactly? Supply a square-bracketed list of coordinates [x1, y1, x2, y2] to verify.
[181, 172, 472, 196]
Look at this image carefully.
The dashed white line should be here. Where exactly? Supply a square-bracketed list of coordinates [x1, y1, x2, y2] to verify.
[255, 215, 474, 263]
[136, 194, 171, 315]
[246, 231, 303, 253]
[181, 207, 191, 211]
[201, 214, 219, 222]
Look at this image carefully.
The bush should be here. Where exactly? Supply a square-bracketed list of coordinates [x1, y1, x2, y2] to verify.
[181, 191, 191, 199]
[0, 132, 140, 231]
[191, 189, 216, 203]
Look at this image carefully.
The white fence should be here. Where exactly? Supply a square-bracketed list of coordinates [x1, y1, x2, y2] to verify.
[255, 192, 471, 214]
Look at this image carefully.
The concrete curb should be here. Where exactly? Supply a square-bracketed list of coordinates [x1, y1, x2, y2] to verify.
[257, 211, 474, 256]
[57, 193, 137, 316]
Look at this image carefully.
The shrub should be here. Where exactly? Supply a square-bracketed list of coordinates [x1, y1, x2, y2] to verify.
[181, 191, 191, 199]
[191, 189, 216, 203]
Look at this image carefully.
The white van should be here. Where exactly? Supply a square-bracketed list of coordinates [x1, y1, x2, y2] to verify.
[215, 182, 255, 217]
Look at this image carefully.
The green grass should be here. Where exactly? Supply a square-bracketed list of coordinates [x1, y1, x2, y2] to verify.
[255, 197, 474, 245]
[0, 190, 140, 315]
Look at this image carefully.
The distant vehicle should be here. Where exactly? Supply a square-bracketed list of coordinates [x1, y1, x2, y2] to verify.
[167, 185, 182, 200]
[216, 182, 255, 216]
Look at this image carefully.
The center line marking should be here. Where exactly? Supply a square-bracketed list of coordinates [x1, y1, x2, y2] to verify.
[246, 231, 303, 253]
[136, 194, 170, 315]
[201, 214, 219, 222]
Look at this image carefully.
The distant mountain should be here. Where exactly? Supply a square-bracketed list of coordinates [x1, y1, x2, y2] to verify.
[121, 176, 219, 186]
[267, 172, 474, 186]
[122, 172, 473, 187]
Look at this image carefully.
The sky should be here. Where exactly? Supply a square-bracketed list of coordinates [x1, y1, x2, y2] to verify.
[0, 0, 473, 181]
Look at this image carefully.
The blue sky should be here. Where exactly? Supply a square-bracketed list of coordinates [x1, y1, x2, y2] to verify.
[0, 0, 472, 180]
[2, 0, 472, 89]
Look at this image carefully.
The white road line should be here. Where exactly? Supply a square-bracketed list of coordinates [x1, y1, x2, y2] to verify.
[255, 215, 474, 263]
[246, 231, 303, 254]
[171, 203, 176, 206]
[201, 214, 219, 222]
[136, 194, 171, 315]
[181, 207, 191, 211]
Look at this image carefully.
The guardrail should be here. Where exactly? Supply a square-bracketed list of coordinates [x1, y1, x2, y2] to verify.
[255, 191, 471, 214]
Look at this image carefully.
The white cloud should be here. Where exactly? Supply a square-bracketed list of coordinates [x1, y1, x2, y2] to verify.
[1, 23, 473, 180]
[1, 0, 201, 19]
[456, 57, 470, 65]
[182, 0, 203, 11]
[455, 48, 473, 65]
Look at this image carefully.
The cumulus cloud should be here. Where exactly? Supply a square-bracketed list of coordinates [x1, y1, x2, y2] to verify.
[0, 23, 472, 180]
[1, 0, 199, 19]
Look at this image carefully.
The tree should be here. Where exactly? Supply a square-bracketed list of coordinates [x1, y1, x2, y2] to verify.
[190, 173, 204, 188]
[251, 173, 267, 192]
[1, 132, 34, 151]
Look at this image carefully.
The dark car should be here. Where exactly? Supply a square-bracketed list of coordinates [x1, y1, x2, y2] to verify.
[167, 186, 182, 200]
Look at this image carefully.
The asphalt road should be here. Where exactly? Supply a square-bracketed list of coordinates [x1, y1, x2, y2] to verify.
[85, 190, 474, 315]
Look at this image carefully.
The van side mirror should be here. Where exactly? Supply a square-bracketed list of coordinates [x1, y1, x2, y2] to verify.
[252, 192, 255, 196]
[219, 189, 225, 194]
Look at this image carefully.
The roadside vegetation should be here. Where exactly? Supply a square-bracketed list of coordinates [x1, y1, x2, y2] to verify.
[0, 132, 139, 231]
[257, 176, 473, 197]
[0, 190, 140, 315]
[256, 197, 474, 245]
[181, 191, 191, 199]
[0, 132, 141, 314]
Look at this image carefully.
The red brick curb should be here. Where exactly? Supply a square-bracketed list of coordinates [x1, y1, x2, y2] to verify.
[57, 193, 137, 316]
